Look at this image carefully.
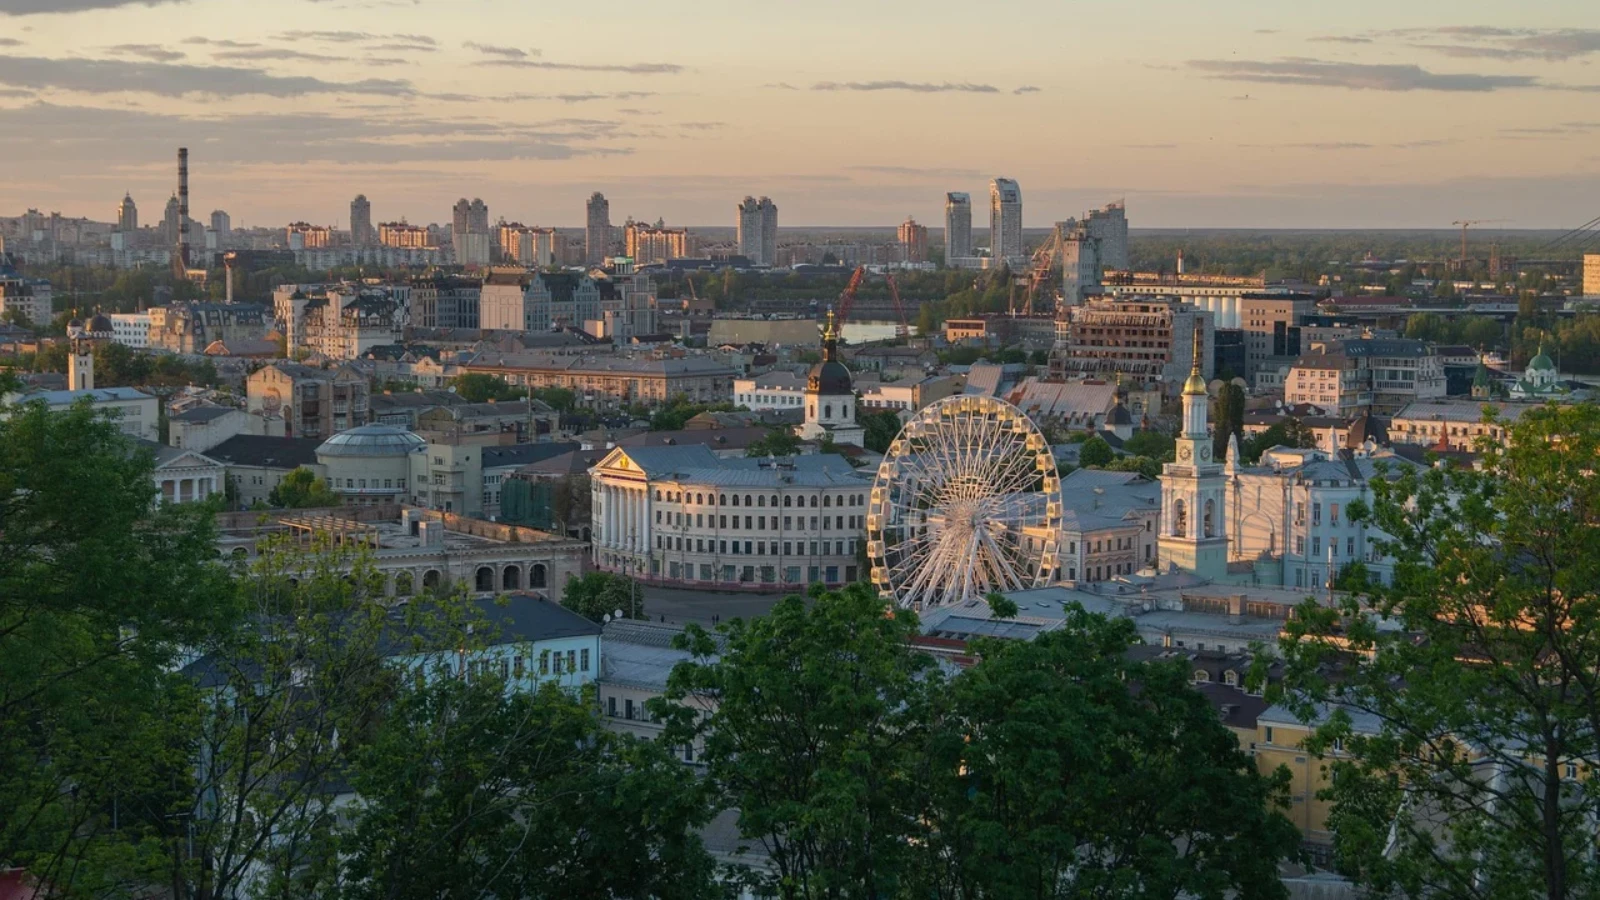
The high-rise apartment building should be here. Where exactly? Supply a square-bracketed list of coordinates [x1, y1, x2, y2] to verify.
[1584, 253, 1600, 298]
[945, 192, 972, 261]
[624, 219, 691, 264]
[989, 178, 1023, 264]
[209, 209, 230, 240]
[379, 222, 429, 248]
[452, 198, 471, 238]
[162, 194, 181, 248]
[350, 195, 372, 246]
[116, 193, 138, 234]
[1082, 201, 1128, 271]
[498, 223, 559, 267]
[586, 192, 611, 264]
[897, 216, 928, 263]
[450, 198, 491, 266]
[736, 196, 778, 266]
[469, 199, 488, 233]
[286, 222, 332, 250]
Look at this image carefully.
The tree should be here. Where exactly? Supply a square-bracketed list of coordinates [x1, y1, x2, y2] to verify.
[449, 372, 523, 403]
[657, 585, 940, 900]
[267, 466, 339, 508]
[913, 608, 1302, 898]
[528, 385, 576, 412]
[861, 409, 905, 454]
[746, 426, 802, 458]
[561, 570, 642, 622]
[0, 398, 237, 895]
[1105, 454, 1163, 480]
[1281, 403, 1600, 899]
[1079, 434, 1115, 468]
[1122, 429, 1175, 461]
[340, 675, 719, 900]
[1212, 382, 1246, 460]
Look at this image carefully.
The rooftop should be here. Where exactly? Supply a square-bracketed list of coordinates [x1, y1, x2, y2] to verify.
[205, 435, 323, 470]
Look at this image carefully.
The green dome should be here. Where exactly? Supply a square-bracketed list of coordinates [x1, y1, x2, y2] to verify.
[1528, 346, 1555, 372]
[1472, 363, 1491, 387]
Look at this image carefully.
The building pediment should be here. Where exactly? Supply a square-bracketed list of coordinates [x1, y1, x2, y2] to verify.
[156, 449, 224, 471]
[591, 446, 645, 479]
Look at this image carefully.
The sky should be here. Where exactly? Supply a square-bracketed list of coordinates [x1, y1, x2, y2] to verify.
[0, 0, 1597, 230]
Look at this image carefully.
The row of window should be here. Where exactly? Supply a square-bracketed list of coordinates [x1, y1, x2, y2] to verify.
[654, 562, 854, 585]
[652, 489, 866, 508]
[655, 536, 856, 557]
[445, 646, 591, 681]
[334, 477, 406, 491]
[655, 511, 861, 532]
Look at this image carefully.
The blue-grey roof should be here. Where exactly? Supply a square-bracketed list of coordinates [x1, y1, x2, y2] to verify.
[23, 386, 154, 404]
[171, 405, 238, 423]
[316, 424, 426, 458]
[481, 441, 580, 469]
[608, 445, 869, 488]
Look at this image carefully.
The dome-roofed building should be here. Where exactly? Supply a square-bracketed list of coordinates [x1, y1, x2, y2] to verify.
[1510, 340, 1566, 401]
[795, 310, 864, 447]
[315, 424, 425, 506]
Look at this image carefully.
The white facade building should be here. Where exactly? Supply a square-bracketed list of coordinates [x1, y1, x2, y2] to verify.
[733, 370, 807, 411]
[109, 312, 152, 348]
[590, 445, 871, 590]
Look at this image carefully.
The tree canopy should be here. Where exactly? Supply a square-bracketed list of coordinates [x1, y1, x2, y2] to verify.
[561, 570, 643, 622]
[266, 466, 339, 508]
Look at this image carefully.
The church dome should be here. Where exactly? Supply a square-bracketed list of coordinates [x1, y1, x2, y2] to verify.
[1106, 401, 1133, 426]
[1528, 346, 1555, 372]
[807, 359, 853, 395]
[86, 313, 113, 334]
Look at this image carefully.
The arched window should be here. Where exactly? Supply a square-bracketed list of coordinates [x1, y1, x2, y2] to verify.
[503, 566, 521, 590]
[1224, 670, 1239, 687]
[696, 493, 703, 504]
[810, 496, 819, 508]
[823, 496, 831, 508]
[732, 495, 740, 507]
[1172, 499, 1187, 538]
[655, 489, 662, 501]
[423, 569, 441, 589]
[825, 404, 832, 419]
[1193, 669, 1210, 683]
[531, 563, 547, 589]
[719, 494, 726, 505]
[394, 571, 414, 597]
[1203, 498, 1215, 539]
[783, 495, 792, 507]
[757, 496, 765, 507]
[743, 494, 752, 507]
[771, 495, 778, 507]
[475, 566, 495, 592]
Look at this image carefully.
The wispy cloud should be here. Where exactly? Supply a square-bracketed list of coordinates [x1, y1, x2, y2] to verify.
[1189, 58, 1541, 92]
[1311, 35, 1372, 44]
[0, 38, 21, 46]
[0, 0, 183, 12]
[763, 81, 799, 91]
[182, 37, 260, 48]
[813, 80, 999, 93]
[103, 43, 184, 62]
[476, 58, 683, 74]
[678, 121, 723, 130]
[464, 41, 535, 59]
[1391, 26, 1600, 62]
[0, 55, 414, 97]
[214, 48, 345, 63]
[1012, 85, 1041, 95]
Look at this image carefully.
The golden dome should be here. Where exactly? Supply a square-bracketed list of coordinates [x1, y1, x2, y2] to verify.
[1183, 369, 1207, 396]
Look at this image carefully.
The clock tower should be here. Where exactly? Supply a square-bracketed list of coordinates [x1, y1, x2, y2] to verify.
[1159, 326, 1227, 580]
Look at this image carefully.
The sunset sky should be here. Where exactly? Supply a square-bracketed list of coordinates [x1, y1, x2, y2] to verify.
[1, 0, 1597, 229]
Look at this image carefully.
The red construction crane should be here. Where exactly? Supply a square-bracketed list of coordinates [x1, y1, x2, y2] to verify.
[884, 273, 910, 340]
[833, 265, 867, 325]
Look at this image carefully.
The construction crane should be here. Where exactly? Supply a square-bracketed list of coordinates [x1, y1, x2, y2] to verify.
[1451, 219, 1508, 269]
[684, 273, 699, 303]
[884, 274, 910, 340]
[1013, 225, 1063, 316]
[833, 265, 867, 326]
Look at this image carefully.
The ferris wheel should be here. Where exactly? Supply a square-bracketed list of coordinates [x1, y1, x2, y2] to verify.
[867, 395, 1062, 610]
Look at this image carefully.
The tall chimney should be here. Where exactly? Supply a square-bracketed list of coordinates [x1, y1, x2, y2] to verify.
[177, 147, 190, 271]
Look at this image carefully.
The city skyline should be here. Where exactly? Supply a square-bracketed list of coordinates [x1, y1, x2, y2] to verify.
[0, 0, 1597, 228]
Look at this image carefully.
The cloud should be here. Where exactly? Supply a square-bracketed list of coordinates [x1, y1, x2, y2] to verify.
[0, 102, 632, 165]
[0, 86, 32, 97]
[182, 37, 260, 48]
[812, 80, 999, 93]
[213, 48, 345, 63]
[0, 55, 414, 97]
[103, 43, 184, 62]
[476, 58, 683, 74]
[0, 0, 182, 12]
[464, 41, 534, 59]
[678, 121, 723, 130]
[367, 42, 436, 53]
[847, 165, 981, 178]
[763, 81, 799, 90]
[1389, 27, 1600, 62]
[1012, 85, 1041, 95]
[0, 38, 20, 46]
[1254, 29, 1279, 35]
[1188, 58, 1541, 92]
[1312, 35, 1372, 44]
[363, 56, 407, 67]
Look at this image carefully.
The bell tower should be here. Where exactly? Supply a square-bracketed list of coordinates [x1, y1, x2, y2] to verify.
[1159, 326, 1227, 580]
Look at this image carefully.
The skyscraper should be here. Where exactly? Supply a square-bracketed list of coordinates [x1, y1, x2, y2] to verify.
[116, 193, 138, 233]
[451, 198, 491, 266]
[452, 198, 472, 238]
[469, 198, 489, 233]
[944, 192, 971, 261]
[586, 192, 611, 264]
[736, 196, 777, 266]
[350, 195, 372, 246]
[989, 178, 1022, 264]
[897, 216, 928, 263]
[1082, 201, 1128, 271]
[210, 210, 230, 239]
[162, 194, 181, 248]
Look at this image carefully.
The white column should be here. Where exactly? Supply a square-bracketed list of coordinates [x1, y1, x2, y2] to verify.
[631, 488, 641, 555]
[603, 484, 614, 548]
[625, 487, 634, 554]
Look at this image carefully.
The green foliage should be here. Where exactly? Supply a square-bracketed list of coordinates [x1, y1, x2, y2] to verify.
[527, 385, 576, 412]
[266, 466, 340, 508]
[985, 590, 1019, 618]
[746, 426, 802, 458]
[861, 408, 904, 454]
[657, 584, 941, 898]
[647, 394, 735, 431]
[1078, 434, 1115, 468]
[342, 676, 718, 900]
[449, 372, 524, 403]
[1403, 312, 1504, 351]
[1212, 382, 1246, 459]
[1104, 454, 1163, 479]
[1242, 417, 1316, 463]
[1280, 403, 1600, 898]
[1122, 429, 1175, 461]
[914, 611, 1302, 898]
[561, 570, 642, 622]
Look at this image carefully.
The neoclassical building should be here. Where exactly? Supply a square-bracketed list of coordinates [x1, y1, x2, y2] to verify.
[590, 444, 872, 590]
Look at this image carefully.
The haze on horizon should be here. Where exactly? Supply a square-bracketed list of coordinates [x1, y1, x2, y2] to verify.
[0, 0, 1596, 231]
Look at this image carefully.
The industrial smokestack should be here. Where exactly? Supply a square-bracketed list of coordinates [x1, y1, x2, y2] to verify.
[177, 147, 190, 271]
